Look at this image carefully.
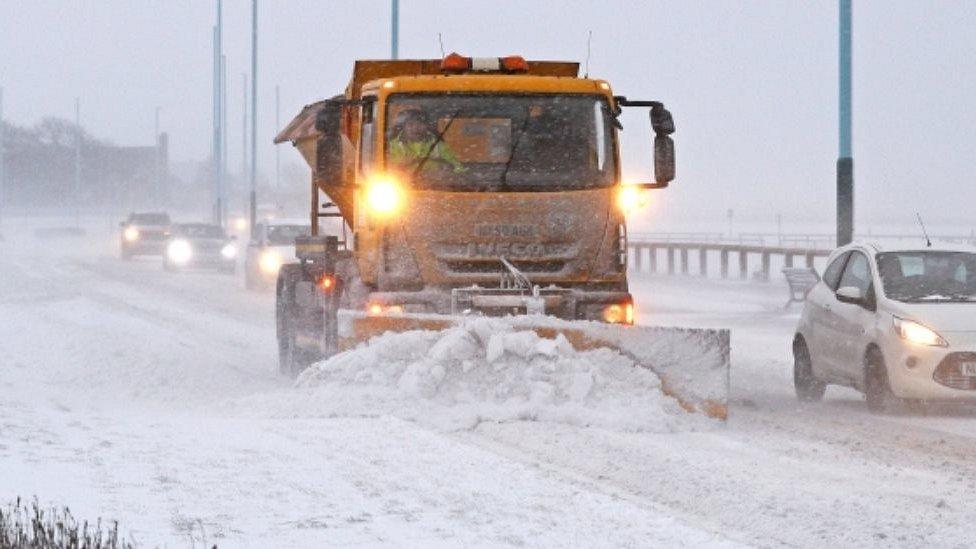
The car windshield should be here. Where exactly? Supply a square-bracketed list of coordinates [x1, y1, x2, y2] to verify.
[130, 213, 170, 225]
[877, 251, 976, 303]
[266, 224, 309, 245]
[383, 94, 616, 191]
[176, 225, 226, 239]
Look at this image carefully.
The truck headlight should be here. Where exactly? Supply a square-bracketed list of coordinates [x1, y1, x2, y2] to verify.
[220, 243, 237, 259]
[893, 317, 947, 347]
[123, 226, 140, 242]
[603, 303, 635, 325]
[365, 176, 403, 219]
[259, 249, 283, 275]
[167, 239, 192, 264]
[616, 183, 649, 215]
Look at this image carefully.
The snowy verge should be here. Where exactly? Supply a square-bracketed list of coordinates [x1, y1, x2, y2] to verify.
[293, 318, 714, 432]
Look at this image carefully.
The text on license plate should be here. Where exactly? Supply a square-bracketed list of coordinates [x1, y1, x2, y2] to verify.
[961, 362, 976, 376]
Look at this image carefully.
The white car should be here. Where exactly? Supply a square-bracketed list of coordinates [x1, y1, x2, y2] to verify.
[793, 241, 976, 412]
[244, 220, 310, 290]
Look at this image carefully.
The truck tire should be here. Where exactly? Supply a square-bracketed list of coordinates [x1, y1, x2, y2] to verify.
[276, 264, 332, 377]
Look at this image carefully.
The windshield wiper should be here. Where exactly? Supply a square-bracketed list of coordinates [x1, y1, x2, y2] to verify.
[499, 111, 532, 189]
[411, 110, 461, 180]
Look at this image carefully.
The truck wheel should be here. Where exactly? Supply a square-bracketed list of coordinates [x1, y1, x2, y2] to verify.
[276, 264, 320, 377]
[793, 338, 826, 402]
[865, 348, 895, 414]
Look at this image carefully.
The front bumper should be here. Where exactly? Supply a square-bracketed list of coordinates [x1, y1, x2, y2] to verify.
[122, 239, 167, 254]
[362, 286, 633, 323]
[886, 332, 976, 401]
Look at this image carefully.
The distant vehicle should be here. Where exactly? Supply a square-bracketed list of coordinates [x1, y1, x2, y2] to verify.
[793, 241, 976, 412]
[244, 220, 310, 290]
[162, 223, 237, 274]
[119, 212, 171, 259]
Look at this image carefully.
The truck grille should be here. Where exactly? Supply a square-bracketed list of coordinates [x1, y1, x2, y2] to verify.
[933, 353, 976, 391]
[444, 260, 565, 274]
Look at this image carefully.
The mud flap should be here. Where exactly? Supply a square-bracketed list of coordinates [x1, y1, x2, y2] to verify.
[337, 312, 730, 420]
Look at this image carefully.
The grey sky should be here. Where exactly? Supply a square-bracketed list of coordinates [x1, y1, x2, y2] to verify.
[2, 1, 975, 227]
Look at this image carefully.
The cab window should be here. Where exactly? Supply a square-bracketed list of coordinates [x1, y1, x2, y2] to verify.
[360, 99, 377, 174]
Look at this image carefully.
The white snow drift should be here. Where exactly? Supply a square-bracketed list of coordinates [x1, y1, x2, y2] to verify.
[294, 318, 709, 432]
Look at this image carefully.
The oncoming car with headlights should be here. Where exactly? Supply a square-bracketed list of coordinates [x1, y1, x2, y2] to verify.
[244, 220, 310, 290]
[119, 212, 171, 259]
[162, 223, 238, 274]
[793, 241, 976, 412]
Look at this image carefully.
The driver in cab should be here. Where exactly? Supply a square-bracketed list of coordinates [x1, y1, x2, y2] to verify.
[388, 108, 466, 173]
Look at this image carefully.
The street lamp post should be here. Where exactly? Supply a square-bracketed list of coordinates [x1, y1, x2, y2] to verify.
[250, 0, 258, 235]
[837, 0, 854, 247]
[391, 0, 399, 59]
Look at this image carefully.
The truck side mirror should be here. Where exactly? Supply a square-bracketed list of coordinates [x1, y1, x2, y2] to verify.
[654, 135, 675, 184]
[315, 102, 345, 186]
[650, 104, 675, 185]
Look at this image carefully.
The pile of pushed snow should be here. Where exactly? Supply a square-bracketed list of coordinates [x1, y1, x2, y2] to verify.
[292, 318, 706, 432]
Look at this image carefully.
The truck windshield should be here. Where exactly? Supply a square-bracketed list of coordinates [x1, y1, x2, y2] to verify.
[878, 251, 976, 303]
[384, 94, 615, 191]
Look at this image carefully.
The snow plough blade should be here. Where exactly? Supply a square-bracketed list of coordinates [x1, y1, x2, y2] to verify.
[337, 312, 730, 420]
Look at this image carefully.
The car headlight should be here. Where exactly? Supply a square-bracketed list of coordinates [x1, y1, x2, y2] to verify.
[167, 239, 192, 264]
[893, 317, 947, 347]
[365, 175, 403, 219]
[220, 243, 237, 259]
[258, 249, 283, 275]
[123, 226, 140, 242]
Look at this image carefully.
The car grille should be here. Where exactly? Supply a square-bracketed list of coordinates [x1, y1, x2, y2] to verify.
[933, 353, 976, 391]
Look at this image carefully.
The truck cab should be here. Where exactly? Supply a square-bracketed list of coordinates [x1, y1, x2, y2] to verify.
[275, 55, 675, 343]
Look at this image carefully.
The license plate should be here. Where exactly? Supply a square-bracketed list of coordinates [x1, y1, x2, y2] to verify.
[961, 362, 976, 377]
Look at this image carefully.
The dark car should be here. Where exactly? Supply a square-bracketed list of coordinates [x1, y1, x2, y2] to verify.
[162, 223, 237, 274]
[119, 212, 172, 259]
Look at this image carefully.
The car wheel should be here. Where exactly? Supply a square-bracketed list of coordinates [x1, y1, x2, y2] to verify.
[864, 348, 895, 413]
[793, 338, 826, 402]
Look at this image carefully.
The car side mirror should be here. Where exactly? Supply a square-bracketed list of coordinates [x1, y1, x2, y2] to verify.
[315, 101, 345, 186]
[835, 286, 864, 305]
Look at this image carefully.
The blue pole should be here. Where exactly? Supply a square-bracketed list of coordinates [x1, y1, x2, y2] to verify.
[837, 0, 854, 246]
[250, 0, 258, 236]
[391, 0, 399, 59]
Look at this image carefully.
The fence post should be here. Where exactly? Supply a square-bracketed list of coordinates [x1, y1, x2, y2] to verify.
[761, 251, 771, 281]
[806, 253, 815, 269]
[680, 247, 689, 275]
[739, 250, 748, 279]
[720, 249, 729, 279]
[667, 246, 675, 275]
[785, 253, 794, 268]
[649, 246, 657, 274]
[699, 248, 708, 277]
[633, 245, 643, 273]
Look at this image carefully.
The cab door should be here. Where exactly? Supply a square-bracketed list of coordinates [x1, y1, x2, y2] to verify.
[828, 251, 878, 382]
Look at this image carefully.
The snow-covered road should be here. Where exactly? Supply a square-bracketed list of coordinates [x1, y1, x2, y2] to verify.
[3, 218, 976, 548]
